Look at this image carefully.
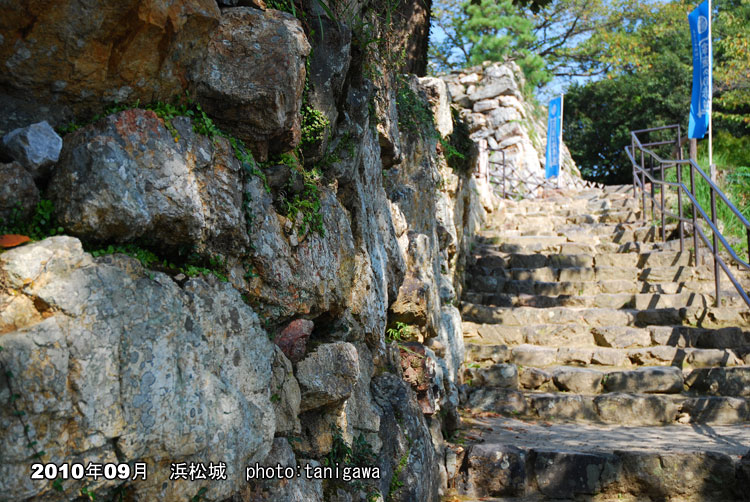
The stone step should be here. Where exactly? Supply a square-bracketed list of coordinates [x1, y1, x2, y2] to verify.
[502, 206, 640, 219]
[464, 387, 750, 426]
[467, 264, 717, 284]
[480, 229, 666, 249]
[466, 289, 750, 310]
[450, 417, 750, 500]
[468, 364, 683, 394]
[465, 335, 750, 375]
[470, 278, 719, 296]
[477, 237, 685, 255]
[467, 363, 750, 398]
[465, 341, 746, 370]
[460, 303, 750, 329]
[495, 222, 681, 246]
[463, 322, 750, 353]
[474, 250, 696, 270]
[462, 291, 708, 310]
[684, 366, 750, 397]
[649, 324, 750, 349]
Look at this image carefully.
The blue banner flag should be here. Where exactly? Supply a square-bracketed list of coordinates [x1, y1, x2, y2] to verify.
[545, 96, 562, 179]
[688, 0, 711, 139]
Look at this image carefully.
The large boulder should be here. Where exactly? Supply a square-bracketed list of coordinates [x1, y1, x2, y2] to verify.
[0, 237, 276, 501]
[195, 7, 310, 158]
[47, 109, 249, 256]
[372, 373, 442, 502]
[1, 121, 62, 181]
[241, 173, 359, 323]
[270, 347, 302, 436]
[0, 0, 221, 133]
[245, 438, 324, 502]
[0, 161, 39, 224]
[296, 342, 360, 412]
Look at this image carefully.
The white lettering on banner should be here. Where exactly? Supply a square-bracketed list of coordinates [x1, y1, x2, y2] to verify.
[699, 38, 710, 117]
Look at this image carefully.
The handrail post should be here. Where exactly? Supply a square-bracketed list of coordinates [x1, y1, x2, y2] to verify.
[502, 151, 507, 199]
[650, 156, 656, 223]
[677, 163, 684, 253]
[660, 163, 666, 242]
[640, 149, 646, 222]
[710, 186, 720, 306]
[677, 127, 684, 253]
[690, 163, 700, 265]
[631, 136, 637, 201]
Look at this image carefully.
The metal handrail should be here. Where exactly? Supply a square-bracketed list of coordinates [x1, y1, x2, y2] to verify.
[626, 124, 750, 308]
[488, 151, 602, 199]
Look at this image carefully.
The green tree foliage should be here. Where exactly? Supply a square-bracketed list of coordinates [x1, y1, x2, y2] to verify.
[564, 66, 690, 183]
[713, 0, 750, 131]
[429, 0, 644, 85]
[563, 2, 692, 183]
[431, 0, 750, 181]
[564, 0, 750, 183]
[430, 0, 548, 86]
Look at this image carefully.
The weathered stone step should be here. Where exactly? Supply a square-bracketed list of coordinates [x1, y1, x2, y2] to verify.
[480, 229, 671, 251]
[460, 303, 750, 329]
[465, 387, 750, 425]
[477, 237, 685, 255]
[501, 198, 636, 214]
[495, 218, 643, 236]
[462, 291, 708, 310]
[502, 206, 640, 219]
[495, 222, 682, 246]
[466, 287, 750, 310]
[473, 250, 695, 270]
[463, 321, 750, 353]
[468, 364, 685, 394]
[465, 341, 745, 371]
[468, 264, 716, 285]
[685, 366, 750, 397]
[467, 361, 750, 397]
[451, 417, 750, 500]
[470, 278, 718, 296]
[649, 324, 750, 349]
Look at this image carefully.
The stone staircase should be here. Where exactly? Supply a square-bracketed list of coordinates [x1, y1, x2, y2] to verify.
[449, 185, 750, 501]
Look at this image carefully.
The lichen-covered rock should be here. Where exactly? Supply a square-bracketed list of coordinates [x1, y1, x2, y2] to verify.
[245, 438, 323, 502]
[270, 347, 302, 436]
[0, 0, 221, 132]
[0, 237, 276, 501]
[457, 444, 527, 497]
[372, 373, 442, 502]
[1, 121, 62, 181]
[0, 161, 39, 224]
[47, 109, 249, 256]
[400, 342, 440, 414]
[296, 342, 360, 412]
[435, 306, 465, 383]
[242, 174, 359, 321]
[418, 77, 453, 138]
[303, 17, 352, 162]
[390, 234, 441, 338]
[195, 7, 310, 157]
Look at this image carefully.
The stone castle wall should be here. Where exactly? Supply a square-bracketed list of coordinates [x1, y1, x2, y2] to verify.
[441, 61, 590, 198]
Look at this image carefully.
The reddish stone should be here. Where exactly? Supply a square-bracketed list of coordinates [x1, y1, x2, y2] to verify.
[275, 319, 314, 363]
[399, 342, 438, 415]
